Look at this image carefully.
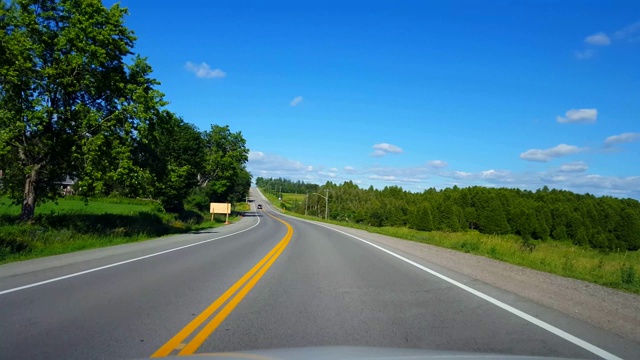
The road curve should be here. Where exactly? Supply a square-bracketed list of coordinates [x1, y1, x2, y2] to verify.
[0, 188, 638, 359]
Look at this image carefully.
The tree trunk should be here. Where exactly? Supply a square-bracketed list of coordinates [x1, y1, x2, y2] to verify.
[20, 168, 39, 222]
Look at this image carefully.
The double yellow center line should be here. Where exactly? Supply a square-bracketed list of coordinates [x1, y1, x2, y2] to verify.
[151, 213, 293, 357]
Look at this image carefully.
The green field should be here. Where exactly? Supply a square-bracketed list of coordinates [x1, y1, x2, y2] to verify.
[261, 191, 306, 210]
[262, 190, 640, 294]
[0, 196, 242, 264]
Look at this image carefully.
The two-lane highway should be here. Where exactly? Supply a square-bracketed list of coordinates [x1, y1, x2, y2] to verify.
[1, 188, 638, 359]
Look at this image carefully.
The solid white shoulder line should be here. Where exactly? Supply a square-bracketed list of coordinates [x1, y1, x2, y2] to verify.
[313, 222, 622, 360]
[0, 215, 261, 296]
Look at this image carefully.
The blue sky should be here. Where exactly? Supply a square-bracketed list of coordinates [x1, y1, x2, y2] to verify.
[110, 1, 640, 198]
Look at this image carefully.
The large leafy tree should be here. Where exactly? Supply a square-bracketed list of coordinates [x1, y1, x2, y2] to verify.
[200, 125, 250, 202]
[145, 110, 205, 212]
[0, 0, 162, 220]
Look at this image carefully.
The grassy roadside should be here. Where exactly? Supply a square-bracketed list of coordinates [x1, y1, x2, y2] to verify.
[0, 196, 244, 265]
[260, 190, 640, 294]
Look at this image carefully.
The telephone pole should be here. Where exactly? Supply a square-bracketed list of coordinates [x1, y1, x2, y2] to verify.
[313, 189, 331, 220]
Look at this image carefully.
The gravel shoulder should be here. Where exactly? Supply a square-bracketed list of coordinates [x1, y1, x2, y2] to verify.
[310, 219, 640, 344]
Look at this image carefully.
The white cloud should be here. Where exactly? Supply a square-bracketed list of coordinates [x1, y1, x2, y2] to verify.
[248, 151, 264, 161]
[319, 171, 337, 178]
[247, 150, 640, 199]
[329, 167, 338, 172]
[370, 143, 403, 157]
[559, 161, 588, 173]
[247, 150, 305, 174]
[370, 175, 396, 181]
[520, 144, 585, 162]
[185, 62, 226, 79]
[575, 49, 595, 59]
[452, 171, 473, 179]
[427, 160, 448, 168]
[369, 174, 420, 183]
[290, 96, 303, 107]
[614, 21, 640, 42]
[604, 132, 640, 147]
[556, 108, 597, 124]
[480, 169, 512, 181]
[585, 32, 611, 46]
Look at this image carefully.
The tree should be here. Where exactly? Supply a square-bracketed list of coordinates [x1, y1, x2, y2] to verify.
[615, 210, 640, 251]
[0, 0, 160, 220]
[200, 125, 249, 202]
[478, 195, 511, 235]
[409, 202, 433, 231]
[143, 111, 205, 211]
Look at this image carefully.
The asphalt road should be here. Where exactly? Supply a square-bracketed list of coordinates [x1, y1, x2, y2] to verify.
[1, 188, 638, 359]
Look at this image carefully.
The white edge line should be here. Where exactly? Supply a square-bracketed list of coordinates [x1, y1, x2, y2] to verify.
[301, 218, 620, 360]
[0, 214, 261, 296]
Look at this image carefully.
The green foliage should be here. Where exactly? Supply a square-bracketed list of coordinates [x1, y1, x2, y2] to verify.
[0, 0, 164, 220]
[256, 177, 319, 195]
[0, 2, 252, 218]
[0, 196, 235, 263]
[200, 125, 251, 203]
[620, 263, 636, 285]
[259, 179, 640, 252]
[185, 188, 211, 213]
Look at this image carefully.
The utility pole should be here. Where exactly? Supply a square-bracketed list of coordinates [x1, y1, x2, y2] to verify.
[313, 190, 330, 220]
[324, 189, 329, 220]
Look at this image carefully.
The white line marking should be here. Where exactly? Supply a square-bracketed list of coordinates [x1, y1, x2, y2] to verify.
[0, 214, 261, 296]
[307, 221, 621, 360]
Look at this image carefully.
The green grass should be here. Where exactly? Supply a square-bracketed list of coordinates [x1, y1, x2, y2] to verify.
[234, 202, 251, 212]
[258, 190, 640, 294]
[261, 191, 305, 210]
[0, 196, 239, 264]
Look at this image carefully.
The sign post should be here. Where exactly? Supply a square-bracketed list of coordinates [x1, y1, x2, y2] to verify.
[210, 202, 232, 224]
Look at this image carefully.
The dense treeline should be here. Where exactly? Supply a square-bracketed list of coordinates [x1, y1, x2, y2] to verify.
[0, 0, 250, 219]
[260, 178, 640, 252]
[255, 177, 319, 195]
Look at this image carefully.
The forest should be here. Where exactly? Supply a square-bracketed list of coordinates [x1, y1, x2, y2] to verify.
[257, 177, 640, 252]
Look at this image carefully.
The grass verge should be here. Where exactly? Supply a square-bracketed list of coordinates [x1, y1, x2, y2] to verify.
[260, 190, 640, 294]
[0, 197, 240, 264]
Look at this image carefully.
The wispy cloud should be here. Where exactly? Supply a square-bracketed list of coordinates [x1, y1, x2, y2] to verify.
[559, 161, 588, 173]
[290, 96, 303, 107]
[575, 49, 595, 60]
[248, 150, 640, 199]
[614, 21, 640, 42]
[604, 132, 640, 147]
[427, 160, 448, 168]
[585, 32, 611, 46]
[556, 108, 597, 124]
[185, 61, 226, 79]
[370, 143, 403, 157]
[520, 144, 585, 162]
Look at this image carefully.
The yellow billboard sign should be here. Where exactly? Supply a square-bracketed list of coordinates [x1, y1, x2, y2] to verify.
[210, 202, 231, 214]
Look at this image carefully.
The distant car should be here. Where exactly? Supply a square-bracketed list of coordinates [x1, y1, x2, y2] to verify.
[257, 204, 263, 209]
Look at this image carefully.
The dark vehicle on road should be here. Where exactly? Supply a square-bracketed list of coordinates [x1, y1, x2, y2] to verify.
[257, 204, 262, 209]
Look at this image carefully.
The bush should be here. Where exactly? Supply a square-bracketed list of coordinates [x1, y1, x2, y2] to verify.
[185, 190, 210, 213]
[621, 264, 637, 285]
